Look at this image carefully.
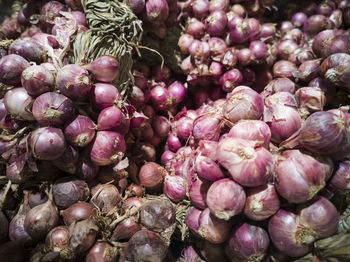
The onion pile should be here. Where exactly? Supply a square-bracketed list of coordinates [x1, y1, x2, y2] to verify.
[0, 0, 349, 261]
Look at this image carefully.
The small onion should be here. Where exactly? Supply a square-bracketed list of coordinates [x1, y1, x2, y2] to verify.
[64, 115, 96, 147]
[4, 87, 34, 121]
[97, 106, 124, 131]
[163, 175, 187, 203]
[90, 83, 121, 109]
[206, 178, 246, 220]
[67, 219, 98, 253]
[45, 226, 69, 250]
[86, 242, 118, 262]
[90, 184, 120, 214]
[84, 55, 119, 83]
[51, 145, 79, 174]
[60, 202, 97, 226]
[110, 217, 141, 241]
[195, 155, 226, 181]
[189, 176, 211, 210]
[139, 162, 166, 189]
[321, 53, 350, 90]
[21, 65, 54, 96]
[40, 1, 65, 28]
[328, 161, 350, 193]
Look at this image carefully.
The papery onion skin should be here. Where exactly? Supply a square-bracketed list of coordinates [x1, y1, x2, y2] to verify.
[321, 53, 350, 90]
[110, 217, 141, 241]
[244, 184, 280, 221]
[90, 131, 126, 166]
[328, 161, 350, 193]
[217, 137, 274, 187]
[21, 65, 55, 96]
[60, 202, 97, 226]
[226, 223, 270, 261]
[4, 87, 34, 121]
[45, 226, 69, 250]
[163, 175, 187, 203]
[67, 219, 98, 253]
[206, 178, 246, 220]
[139, 162, 166, 189]
[64, 115, 96, 148]
[189, 176, 211, 210]
[90, 184, 120, 214]
[86, 242, 118, 262]
[274, 150, 328, 204]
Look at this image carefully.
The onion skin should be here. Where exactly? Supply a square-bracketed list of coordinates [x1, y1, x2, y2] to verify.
[125, 229, 168, 262]
[32, 92, 75, 127]
[90, 184, 120, 214]
[163, 175, 187, 203]
[110, 217, 141, 241]
[195, 155, 226, 181]
[198, 208, 232, 244]
[86, 242, 118, 262]
[40, 1, 65, 27]
[226, 223, 270, 261]
[64, 115, 96, 148]
[244, 184, 280, 221]
[321, 53, 350, 90]
[0, 54, 30, 86]
[9, 201, 32, 243]
[189, 177, 211, 210]
[84, 55, 119, 83]
[328, 161, 350, 193]
[139, 162, 166, 189]
[206, 178, 246, 220]
[68, 219, 98, 253]
[4, 87, 34, 121]
[268, 209, 310, 257]
[45, 226, 69, 250]
[217, 137, 274, 187]
[21, 65, 55, 96]
[140, 199, 176, 233]
[90, 83, 121, 110]
[53, 177, 90, 209]
[51, 145, 79, 175]
[90, 131, 126, 166]
[60, 202, 97, 226]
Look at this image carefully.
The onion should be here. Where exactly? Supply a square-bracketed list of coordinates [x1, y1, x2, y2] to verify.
[219, 69, 243, 92]
[84, 55, 119, 83]
[264, 104, 302, 144]
[228, 120, 271, 148]
[121, 197, 144, 214]
[244, 184, 280, 221]
[178, 33, 194, 54]
[29, 127, 66, 160]
[4, 87, 34, 121]
[223, 86, 264, 123]
[127, 0, 145, 14]
[21, 65, 55, 96]
[9, 196, 31, 243]
[45, 226, 69, 250]
[152, 116, 170, 138]
[217, 137, 273, 187]
[24, 193, 59, 240]
[125, 230, 168, 262]
[146, 0, 169, 24]
[65, 0, 83, 11]
[51, 145, 79, 174]
[56, 64, 92, 99]
[163, 175, 187, 203]
[40, 1, 65, 27]
[139, 162, 166, 189]
[198, 208, 232, 244]
[229, 18, 250, 44]
[76, 152, 100, 181]
[1, 18, 21, 39]
[185, 207, 202, 237]
[32, 92, 75, 127]
[86, 242, 118, 262]
[273, 60, 298, 79]
[206, 178, 245, 220]
[97, 106, 124, 131]
[193, 113, 222, 142]
[281, 111, 348, 155]
[295, 87, 325, 116]
[28, 191, 48, 208]
[189, 176, 211, 210]
[304, 14, 332, 35]
[328, 161, 350, 193]
[68, 219, 98, 253]
[111, 217, 141, 241]
[90, 131, 126, 166]
[221, 47, 237, 69]
[53, 177, 90, 209]
[274, 150, 328, 204]
[192, 0, 209, 19]
[206, 10, 227, 37]
[9, 39, 43, 64]
[195, 155, 225, 181]
[90, 83, 121, 109]
[237, 48, 252, 65]
[321, 53, 350, 90]
[292, 12, 308, 27]
[90, 184, 120, 214]
[64, 115, 96, 147]
[226, 223, 269, 261]
[60, 202, 97, 226]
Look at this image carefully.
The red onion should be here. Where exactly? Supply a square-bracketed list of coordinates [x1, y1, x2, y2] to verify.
[237, 48, 252, 65]
[90, 131, 126, 166]
[90, 83, 121, 109]
[32, 92, 75, 127]
[56, 64, 92, 99]
[146, 0, 169, 24]
[9, 39, 43, 64]
[260, 23, 276, 39]
[228, 120, 271, 148]
[53, 177, 90, 209]
[76, 152, 100, 181]
[9, 196, 31, 243]
[168, 82, 186, 104]
[60, 202, 97, 226]
[223, 86, 264, 124]
[67, 219, 98, 253]
[86, 242, 118, 262]
[178, 33, 194, 54]
[312, 29, 337, 58]
[97, 106, 124, 131]
[189, 176, 211, 210]
[264, 104, 302, 144]
[206, 178, 245, 220]
[51, 145, 79, 174]
[217, 137, 273, 187]
[28, 191, 48, 209]
[185, 207, 202, 237]
[206, 10, 227, 37]
[191, 0, 209, 19]
[273, 60, 298, 79]
[295, 87, 325, 116]
[328, 161, 350, 193]
[193, 112, 222, 141]
[167, 131, 182, 152]
[304, 14, 332, 35]
[281, 111, 348, 155]
[84, 55, 119, 83]
[250, 40, 268, 62]
[264, 78, 296, 96]
[4, 87, 34, 121]
[122, 197, 144, 214]
[221, 47, 237, 69]
[111, 217, 141, 241]
[24, 194, 59, 240]
[298, 196, 339, 240]
[321, 53, 350, 90]
[274, 150, 329, 203]
[292, 12, 308, 27]
[0, 54, 30, 86]
[90, 184, 120, 214]
[21, 65, 54, 96]
[229, 18, 250, 44]
[277, 40, 299, 61]
[64, 115, 96, 147]
[188, 40, 210, 64]
[330, 9, 343, 28]
[29, 127, 66, 160]
[40, 1, 65, 28]
[139, 162, 166, 189]
[209, 0, 229, 12]
[161, 150, 175, 165]
[198, 208, 232, 244]
[1, 18, 21, 39]
[244, 184, 280, 221]
[164, 175, 187, 203]
[125, 230, 168, 262]
[150, 85, 169, 111]
[226, 223, 270, 261]
[152, 116, 170, 138]
[219, 69, 243, 92]
[127, 0, 145, 14]
[195, 155, 225, 181]
[45, 226, 69, 250]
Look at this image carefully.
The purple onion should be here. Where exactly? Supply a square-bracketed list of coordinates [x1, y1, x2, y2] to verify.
[195, 155, 225, 181]
[64, 115, 96, 148]
[219, 69, 243, 92]
[186, 18, 206, 39]
[146, 0, 169, 24]
[84, 55, 119, 83]
[9, 39, 43, 64]
[0, 54, 30, 86]
[51, 145, 79, 174]
[4, 87, 34, 121]
[40, 1, 65, 28]
[90, 83, 121, 110]
[168, 82, 186, 104]
[206, 10, 227, 37]
[189, 176, 211, 210]
[163, 175, 187, 203]
[21, 65, 55, 96]
[328, 161, 350, 193]
[292, 12, 308, 27]
[97, 106, 124, 131]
